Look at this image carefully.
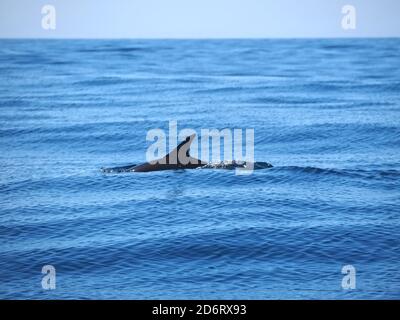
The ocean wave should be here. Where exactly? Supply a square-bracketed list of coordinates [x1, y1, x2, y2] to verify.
[101, 161, 273, 173]
[272, 166, 400, 181]
[200, 161, 273, 170]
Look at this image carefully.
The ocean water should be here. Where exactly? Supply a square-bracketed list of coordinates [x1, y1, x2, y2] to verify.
[0, 39, 399, 299]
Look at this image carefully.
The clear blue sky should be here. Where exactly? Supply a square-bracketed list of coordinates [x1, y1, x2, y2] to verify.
[0, 0, 399, 38]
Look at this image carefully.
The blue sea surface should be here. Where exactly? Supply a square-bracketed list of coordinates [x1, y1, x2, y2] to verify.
[0, 39, 399, 299]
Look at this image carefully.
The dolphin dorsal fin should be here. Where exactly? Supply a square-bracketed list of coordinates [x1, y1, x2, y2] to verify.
[165, 134, 196, 165]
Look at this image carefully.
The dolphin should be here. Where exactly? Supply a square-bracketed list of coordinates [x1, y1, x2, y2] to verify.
[102, 134, 207, 173]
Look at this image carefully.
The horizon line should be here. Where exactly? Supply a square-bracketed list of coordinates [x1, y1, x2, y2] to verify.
[1, 36, 400, 40]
